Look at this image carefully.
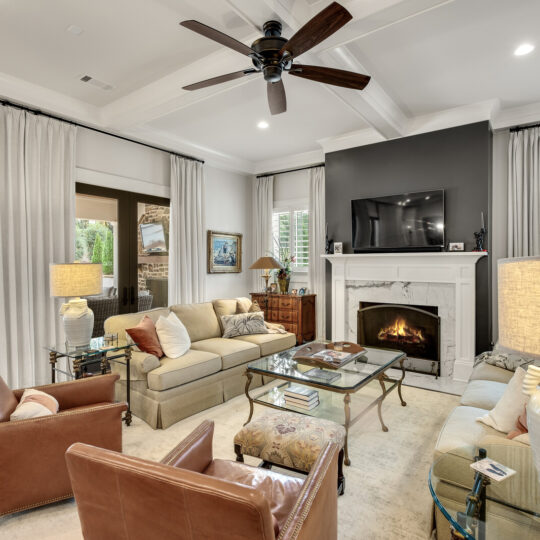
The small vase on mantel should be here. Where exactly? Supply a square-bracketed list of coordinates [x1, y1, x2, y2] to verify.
[278, 277, 290, 294]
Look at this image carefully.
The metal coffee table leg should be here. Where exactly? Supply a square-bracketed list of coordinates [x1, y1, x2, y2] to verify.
[343, 393, 351, 466]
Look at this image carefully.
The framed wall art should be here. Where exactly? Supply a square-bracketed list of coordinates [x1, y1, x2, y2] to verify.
[207, 230, 242, 273]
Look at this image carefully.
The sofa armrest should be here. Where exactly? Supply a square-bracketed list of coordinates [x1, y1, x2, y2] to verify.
[278, 442, 339, 540]
[13, 374, 119, 410]
[108, 351, 160, 381]
[0, 402, 126, 516]
[478, 434, 539, 513]
[160, 420, 214, 473]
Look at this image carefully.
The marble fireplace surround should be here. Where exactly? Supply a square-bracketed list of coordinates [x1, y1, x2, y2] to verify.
[323, 253, 487, 382]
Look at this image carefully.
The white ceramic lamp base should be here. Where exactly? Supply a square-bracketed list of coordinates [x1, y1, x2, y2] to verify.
[61, 298, 94, 347]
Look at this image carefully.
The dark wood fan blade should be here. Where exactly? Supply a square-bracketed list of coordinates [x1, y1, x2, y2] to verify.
[289, 64, 370, 90]
[267, 80, 287, 115]
[280, 2, 352, 59]
[180, 20, 254, 56]
[183, 69, 258, 91]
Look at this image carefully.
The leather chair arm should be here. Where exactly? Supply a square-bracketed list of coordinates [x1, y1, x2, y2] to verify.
[278, 442, 339, 540]
[13, 374, 120, 410]
[0, 402, 126, 517]
[160, 420, 214, 473]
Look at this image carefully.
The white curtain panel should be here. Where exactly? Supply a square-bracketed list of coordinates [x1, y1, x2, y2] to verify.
[169, 155, 206, 305]
[0, 106, 76, 388]
[252, 175, 274, 291]
[308, 166, 326, 339]
[508, 127, 540, 256]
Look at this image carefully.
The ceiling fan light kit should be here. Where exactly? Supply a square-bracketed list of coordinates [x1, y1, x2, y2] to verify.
[180, 2, 370, 115]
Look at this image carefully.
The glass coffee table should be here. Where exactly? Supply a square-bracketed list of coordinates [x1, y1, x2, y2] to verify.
[244, 343, 407, 466]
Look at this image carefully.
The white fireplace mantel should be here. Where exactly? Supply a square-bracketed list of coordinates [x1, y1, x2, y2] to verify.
[323, 252, 487, 381]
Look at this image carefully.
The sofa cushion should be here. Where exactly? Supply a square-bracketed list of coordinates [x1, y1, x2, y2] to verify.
[469, 362, 514, 384]
[191, 338, 260, 370]
[105, 308, 170, 345]
[460, 380, 507, 410]
[146, 350, 221, 391]
[170, 303, 221, 342]
[212, 299, 238, 333]
[234, 332, 296, 356]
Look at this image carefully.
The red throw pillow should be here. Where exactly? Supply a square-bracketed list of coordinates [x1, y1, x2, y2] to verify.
[126, 316, 163, 358]
[0, 376, 18, 422]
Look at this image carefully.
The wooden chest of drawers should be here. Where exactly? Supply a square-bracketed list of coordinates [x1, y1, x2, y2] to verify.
[250, 293, 316, 345]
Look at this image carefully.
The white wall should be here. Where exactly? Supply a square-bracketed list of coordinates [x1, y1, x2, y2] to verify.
[75, 127, 253, 301]
[491, 130, 510, 341]
[205, 166, 253, 300]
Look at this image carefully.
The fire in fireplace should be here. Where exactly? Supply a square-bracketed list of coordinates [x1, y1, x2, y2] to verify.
[358, 302, 440, 376]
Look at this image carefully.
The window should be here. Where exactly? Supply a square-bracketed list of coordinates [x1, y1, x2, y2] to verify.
[272, 207, 309, 271]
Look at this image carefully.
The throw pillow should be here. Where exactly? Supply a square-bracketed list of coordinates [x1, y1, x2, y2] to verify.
[0, 376, 18, 422]
[249, 300, 261, 313]
[235, 297, 252, 313]
[155, 312, 191, 359]
[474, 349, 535, 372]
[10, 388, 59, 421]
[126, 316, 163, 358]
[477, 367, 529, 433]
[507, 405, 530, 444]
[221, 312, 269, 339]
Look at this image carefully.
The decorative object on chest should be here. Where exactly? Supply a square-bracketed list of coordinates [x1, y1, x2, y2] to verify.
[250, 292, 316, 344]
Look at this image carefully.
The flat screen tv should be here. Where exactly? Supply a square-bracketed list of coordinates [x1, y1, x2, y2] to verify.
[140, 221, 167, 253]
[351, 189, 444, 252]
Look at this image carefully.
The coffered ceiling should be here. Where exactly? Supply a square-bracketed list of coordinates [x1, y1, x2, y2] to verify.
[0, 0, 539, 173]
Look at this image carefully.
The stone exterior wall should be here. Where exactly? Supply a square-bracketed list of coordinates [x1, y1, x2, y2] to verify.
[138, 204, 169, 291]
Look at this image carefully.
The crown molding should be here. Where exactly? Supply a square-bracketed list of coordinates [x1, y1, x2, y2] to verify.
[0, 71, 103, 126]
[492, 100, 540, 130]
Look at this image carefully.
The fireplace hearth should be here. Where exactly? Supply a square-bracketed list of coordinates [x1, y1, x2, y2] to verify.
[358, 302, 440, 376]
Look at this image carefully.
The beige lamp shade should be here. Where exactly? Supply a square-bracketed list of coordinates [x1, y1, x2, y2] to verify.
[498, 257, 540, 357]
[50, 263, 103, 297]
[249, 256, 283, 270]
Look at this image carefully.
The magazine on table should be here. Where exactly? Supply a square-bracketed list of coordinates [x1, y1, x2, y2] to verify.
[470, 458, 516, 482]
[312, 349, 353, 363]
[304, 368, 341, 383]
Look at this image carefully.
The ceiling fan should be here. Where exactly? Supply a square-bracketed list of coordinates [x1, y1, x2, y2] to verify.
[179, 1, 370, 115]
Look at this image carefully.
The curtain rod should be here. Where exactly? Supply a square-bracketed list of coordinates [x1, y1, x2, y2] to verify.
[0, 98, 204, 164]
[256, 163, 325, 178]
[510, 122, 540, 133]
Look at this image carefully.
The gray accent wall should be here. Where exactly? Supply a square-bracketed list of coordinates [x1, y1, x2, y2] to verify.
[325, 121, 492, 353]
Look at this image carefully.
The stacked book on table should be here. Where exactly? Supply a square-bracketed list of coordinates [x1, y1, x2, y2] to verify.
[284, 384, 319, 410]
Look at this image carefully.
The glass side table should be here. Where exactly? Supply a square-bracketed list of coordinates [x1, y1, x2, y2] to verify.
[429, 448, 540, 539]
[46, 337, 135, 425]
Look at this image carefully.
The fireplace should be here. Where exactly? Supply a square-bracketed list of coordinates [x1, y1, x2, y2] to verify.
[357, 302, 440, 376]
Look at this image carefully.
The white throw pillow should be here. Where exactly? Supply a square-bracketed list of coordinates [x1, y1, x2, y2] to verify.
[10, 388, 59, 421]
[155, 312, 191, 358]
[477, 367, 529, 433]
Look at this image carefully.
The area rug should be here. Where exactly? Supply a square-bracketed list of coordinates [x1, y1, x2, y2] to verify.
[0, 383, 459, 540]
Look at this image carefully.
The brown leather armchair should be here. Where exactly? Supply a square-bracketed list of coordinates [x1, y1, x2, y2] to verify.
[66, 420, 339, 540]
[0, 374, 126, 516]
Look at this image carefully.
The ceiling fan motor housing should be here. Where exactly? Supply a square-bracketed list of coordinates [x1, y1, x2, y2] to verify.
[251, 20, 289, 82]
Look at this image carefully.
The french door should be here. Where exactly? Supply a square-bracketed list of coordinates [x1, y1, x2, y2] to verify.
[75, 183, 170, 316]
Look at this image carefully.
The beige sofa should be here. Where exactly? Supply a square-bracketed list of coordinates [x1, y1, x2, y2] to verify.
[104, 298, 296, 429]
[433, 361, 540, 539]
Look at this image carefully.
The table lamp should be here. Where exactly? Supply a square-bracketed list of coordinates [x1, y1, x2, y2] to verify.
[249, 256, 283, 291]
[498, 257, 540, 482]
[50, 263, 102, 347]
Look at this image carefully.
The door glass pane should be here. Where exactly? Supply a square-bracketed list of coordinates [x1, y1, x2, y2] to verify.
[137, 202, 169, 310]
[75, 193, 119, 336]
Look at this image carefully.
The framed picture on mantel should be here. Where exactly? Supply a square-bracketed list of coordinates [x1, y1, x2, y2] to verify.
[207, 230, 242, 273]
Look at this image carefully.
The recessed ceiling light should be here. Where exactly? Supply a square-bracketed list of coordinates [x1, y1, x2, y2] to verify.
[514, 43, 534, 56]
[66, 24, 84, 36]
[257, 120, 269, 129]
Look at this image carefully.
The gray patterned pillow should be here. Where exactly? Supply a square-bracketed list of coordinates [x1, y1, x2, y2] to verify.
[221, 312, 269, 338]
[474, 350, 536, 372]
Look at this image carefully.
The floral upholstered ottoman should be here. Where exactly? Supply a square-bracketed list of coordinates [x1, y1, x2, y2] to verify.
[234, 410, 346, 494]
